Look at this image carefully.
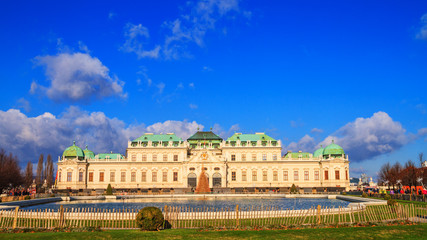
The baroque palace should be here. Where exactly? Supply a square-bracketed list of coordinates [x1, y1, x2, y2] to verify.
[56, 130, 350, 193]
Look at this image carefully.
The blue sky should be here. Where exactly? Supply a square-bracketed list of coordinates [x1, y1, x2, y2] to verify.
[0, 0, 427, 179]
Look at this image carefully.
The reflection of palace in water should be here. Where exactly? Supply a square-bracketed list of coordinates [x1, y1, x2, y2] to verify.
[57, 130, 350, 192]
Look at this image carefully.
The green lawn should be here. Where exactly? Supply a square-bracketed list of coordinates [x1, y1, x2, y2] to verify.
[1, 224, 426, 240]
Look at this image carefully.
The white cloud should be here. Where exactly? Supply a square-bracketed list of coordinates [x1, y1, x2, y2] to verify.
[156, 82, 165, 94]
[189, 103, 198, 109]
[212, 123, 240, 139]
[121, 23, 161, 59]
[78, 41, 90, 53]
[286, 112, 412, 162]
[286, 134, 317, 153]
[416, 13, 427, 40]
[33, 52, 126, 103]
[290, 120, 304, 128]
[108, 11, 117, 20]
[310, 128, 323, 134]
[15, 98, 31, 112]
[0, 108, 204, 164]
[162, 0, 243, 59]
[202, 66, 213, 71]
[189, 82, 195, 88]
[319, 111, 409, 161]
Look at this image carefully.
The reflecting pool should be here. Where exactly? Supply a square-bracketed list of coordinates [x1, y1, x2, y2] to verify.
[23, 197, 349, 211]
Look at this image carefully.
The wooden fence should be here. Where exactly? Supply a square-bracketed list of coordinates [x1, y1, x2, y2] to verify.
[1, 204, 426, 229]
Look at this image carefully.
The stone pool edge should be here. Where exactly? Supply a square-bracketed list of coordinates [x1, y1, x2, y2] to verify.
[0, 194, 386, 210]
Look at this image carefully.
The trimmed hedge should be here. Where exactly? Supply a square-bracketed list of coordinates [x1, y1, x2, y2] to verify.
[135, 207, 164, 231]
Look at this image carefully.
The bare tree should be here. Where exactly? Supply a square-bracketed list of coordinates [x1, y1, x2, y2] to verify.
[390, 162, 402, 189]
[24, 161, 33, 188]
[45, 154, 54, 188]
[36, 154, 44, 186]
[378, 162, 391, 187]
[0, 149, 23, 192]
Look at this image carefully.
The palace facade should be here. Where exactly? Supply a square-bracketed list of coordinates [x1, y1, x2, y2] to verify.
[56, 131, 350, 192]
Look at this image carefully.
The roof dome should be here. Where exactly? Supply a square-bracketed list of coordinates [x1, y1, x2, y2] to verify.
[313, 145, 324, 157]
[323, 140, 345, 156]
[62, 141, 84, 159]
[83, 145, 95, 159]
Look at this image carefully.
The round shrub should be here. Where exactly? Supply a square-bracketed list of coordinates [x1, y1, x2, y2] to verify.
[383, 194, 391, 200]
[387, 199, 397, 206]
[362, 192, 368, 198]
[135, 207, 164, 231]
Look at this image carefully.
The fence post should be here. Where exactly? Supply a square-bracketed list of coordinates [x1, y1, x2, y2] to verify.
[317, 205, 321, 225]
[164, 205, 168, 229]
[59, 205, 64, 227]
[236, 205, 239, 226]
[12, 206, 19, 229]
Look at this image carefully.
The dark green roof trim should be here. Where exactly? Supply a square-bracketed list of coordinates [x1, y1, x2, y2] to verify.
[187, 131, 223, 141]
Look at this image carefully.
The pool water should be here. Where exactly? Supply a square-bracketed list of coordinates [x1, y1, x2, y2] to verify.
[24, 197, 349, 211]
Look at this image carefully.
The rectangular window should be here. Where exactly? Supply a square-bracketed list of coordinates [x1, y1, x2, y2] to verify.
[242, 171, 247, 181]
[58, 172, 62, 182]
[263, 171, 268, 181]
[163, 154, 168, 162]
[67, 172, 72, 182]
[121, 172, 126, 182]
[335, 170, 340, 180]
[252, 154, 256, 161]
[110, 172, 115, 182]
[241, 154, 246, 161]
[314, 171, 319, 181]
[273, 171, 278, 181]
[152, 172, 157, 182]
[252, 171, 257, 181]
[304, 171, 309, 181]
[89, 172, 93, 182]
[232, 171, 236, 181]
[162, 172, 167, 182]
[142, 154, 147, 161]
[141, 172, 146, 182]
[273, 154, 277, 160]
[99, 172, 104, 182]
[173, 155, 178, 161]
[346, 170, 348, 180]
[131, 155, 136, 162]
[294, 171, 299, 181]
[152, 154, 157, 161]
[325, 170, 329, 180]
[231, 154, 236, 161]
[79, 172, 83, 182]
[283, 171, 288, 181]
[131, 172, 136, 182]
[173, 172, 178, 182]
[262, 154, 267, 161]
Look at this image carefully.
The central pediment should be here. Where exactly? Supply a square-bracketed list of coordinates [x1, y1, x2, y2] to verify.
[186, 150, 223, 163]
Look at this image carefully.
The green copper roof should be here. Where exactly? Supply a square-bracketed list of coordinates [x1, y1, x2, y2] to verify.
[95, 153, 124, 159]
[226, 133, 277, 142]
[62, 141, 84, 158]
[83, 145, 95, 159]
[187, 131, 223, 141]
[323, 140, 345, 156]
[132, 133, 183, 143]
[313, 146, 324, 157]
[285, 152, 311, 158]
